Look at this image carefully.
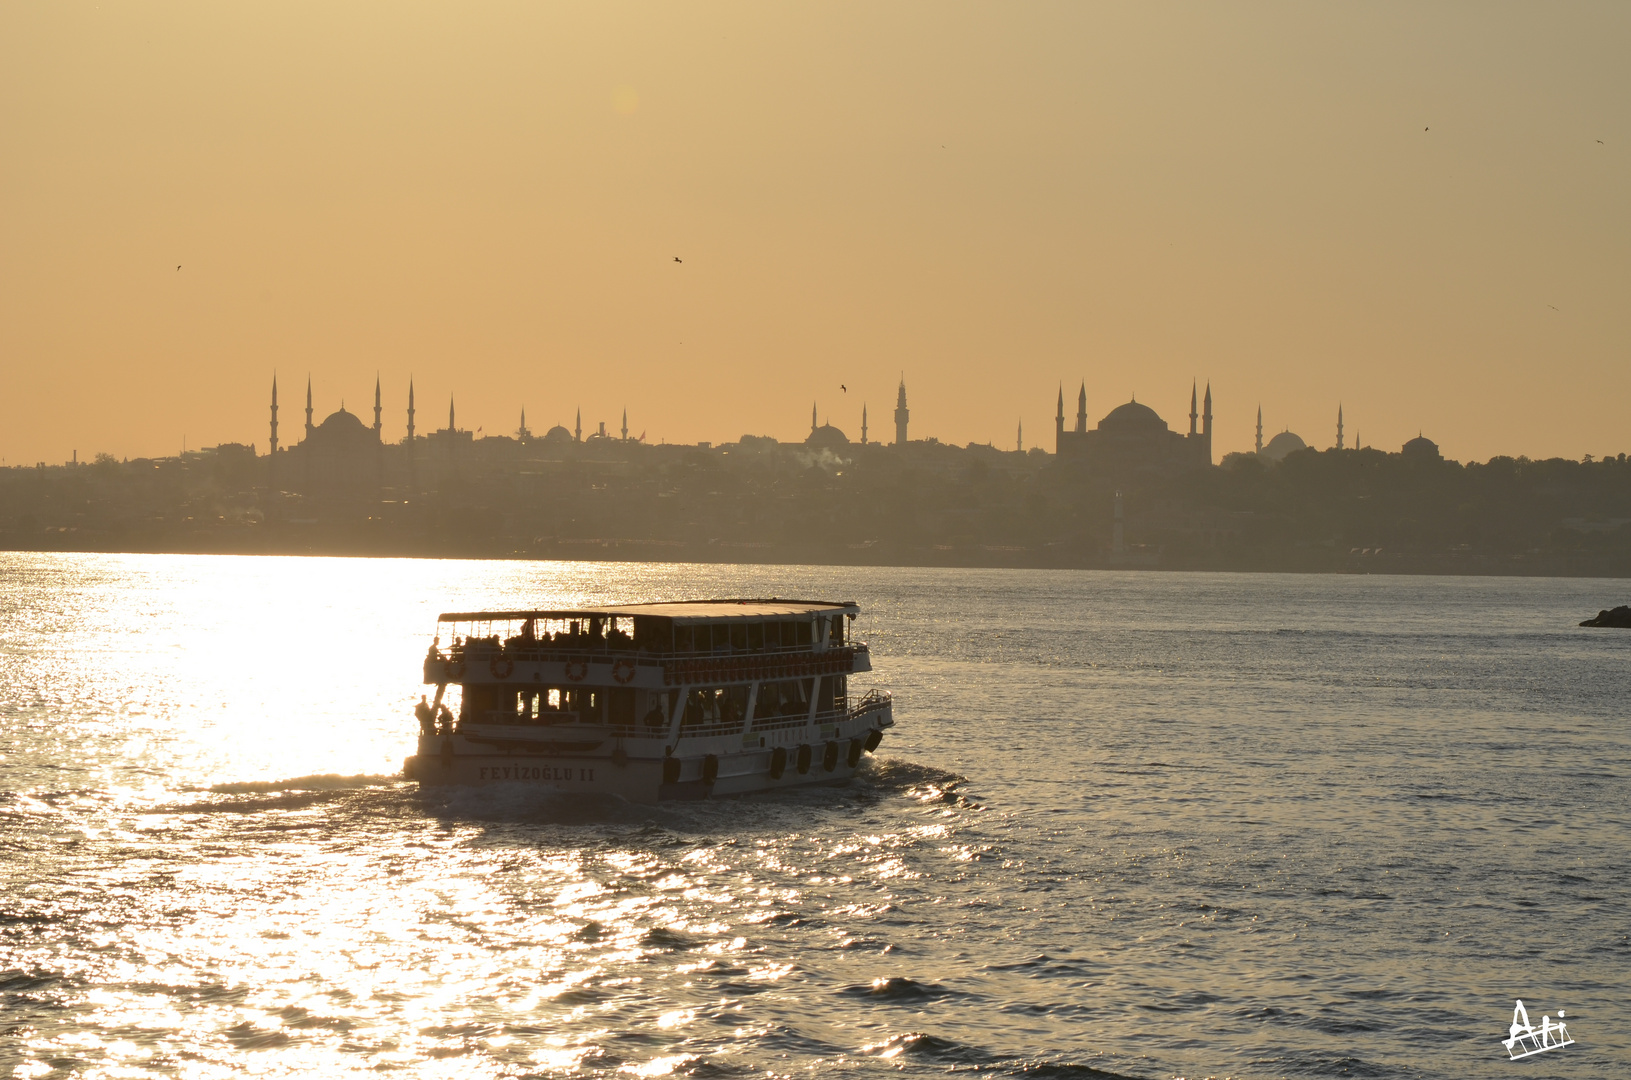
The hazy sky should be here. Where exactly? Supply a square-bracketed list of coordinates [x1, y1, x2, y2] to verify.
[3, 2, 1627, 464]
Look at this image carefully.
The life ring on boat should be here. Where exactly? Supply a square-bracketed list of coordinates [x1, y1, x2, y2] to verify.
[847, 738, 863, 768]
[662, 755, 682, 785]
[565, 660, 588, 682]
[612, 658, 637, 685]
[702, 754, 719, 786]
[490, 655, 515, 680]
[822, 740, 839, 773]
[863, 728, 883, 752]
[769, 746, 787, 779]
[796, 744, 812, 775]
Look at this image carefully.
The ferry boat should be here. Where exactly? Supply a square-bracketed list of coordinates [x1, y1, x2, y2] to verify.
[403, 599, 893, 801]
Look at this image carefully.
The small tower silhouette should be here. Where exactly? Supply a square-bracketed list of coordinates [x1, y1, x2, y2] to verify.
[517, 406, 530, 440]
[305, 376, 314, 438]
[269, 374, 279, 458]
[621, 408, 628, 441]
[1055, 384, 1065, 444]
[574, 408, 581, 442]
[1336, 404, 1344, 450]
[861, 404, 868, 445]
[373, 375, 382, 439]
[1189, 380, 1198, 436]
[406, 379, 416, 441]
[1255, 405, 1263, 454]
[1017, 418, 1023, 453]
[1075, 383, 1087, 433]
[894, 376, 909, 445]
[448, 395, 456, 433]
[812, 401, 819, 438]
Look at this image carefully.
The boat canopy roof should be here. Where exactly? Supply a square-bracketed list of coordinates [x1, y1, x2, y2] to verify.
[437, 599, 859, 624]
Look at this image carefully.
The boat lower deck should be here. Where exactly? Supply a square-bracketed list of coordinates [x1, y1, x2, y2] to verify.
[404, 702, 890, 803]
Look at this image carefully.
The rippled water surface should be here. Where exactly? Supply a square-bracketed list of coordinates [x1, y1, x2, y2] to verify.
[2, 553, 1628, 1079]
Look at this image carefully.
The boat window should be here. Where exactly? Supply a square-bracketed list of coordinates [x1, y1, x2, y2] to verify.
[747, 622, 764, 651]
[730, 623, 747, 651]
[712, 624, 731, 652]
[796, 620, 812, 646]
[675, 625, 694, 653]
[829, 617, 844, 645]
[756, 678, 812, 718]
[609, 688, 635, 726]
[816, 674, 847, 714]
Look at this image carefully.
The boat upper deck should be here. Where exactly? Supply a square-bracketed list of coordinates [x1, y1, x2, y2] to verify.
[435, 599, 863, 660]
[438, 599, 857, 623]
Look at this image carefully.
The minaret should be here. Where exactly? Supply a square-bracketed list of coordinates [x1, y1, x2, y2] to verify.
[621, 408, 628, 441]
[518, 407, 530, 439]
[1255, 405, 1263, 454]
[861, 404, 868, 445]
[1336, 404, 1344, 450]
[574, 408, 581, 442]
[1189, 380, 1198, 436]
[305, 377, 314, 438]
[405, 379, 416, 496]
[812, 402, 819, 438]
[448, 396, 456, 433]
[1202, 382, 1213, 464]
[894, 377, 909, 445]
[1055, 384, 1065, 445]
[1075, 383, 1087, 433]
[1017, 419, 1023, 453]
[269, 375, 279, 458]
[373, 376, 382, 439]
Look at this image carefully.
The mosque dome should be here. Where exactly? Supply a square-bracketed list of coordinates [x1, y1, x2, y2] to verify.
[806, 423, 850, 449]
[1260, 430, 1307, 462]
[542, 425, 574, 444]
[318, 408, 368, 434]
[1099, 400, 1168, 432]
[1402, 434, 1441, 461]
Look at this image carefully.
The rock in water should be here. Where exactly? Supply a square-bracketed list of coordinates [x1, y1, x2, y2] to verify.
[1580, 605, 1631, 628]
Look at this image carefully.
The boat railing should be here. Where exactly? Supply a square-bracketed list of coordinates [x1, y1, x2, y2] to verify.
[444, 638, 868, 663]
[850, 689, 891, 717]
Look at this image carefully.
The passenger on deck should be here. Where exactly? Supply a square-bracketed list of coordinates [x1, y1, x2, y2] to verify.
[436, 703, 454, 734]
[644, 704, 667, 731]
[415, 695, 435, 734]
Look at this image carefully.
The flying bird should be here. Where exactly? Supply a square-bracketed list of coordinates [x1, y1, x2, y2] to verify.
[673, 256, 682, 263]
[176, 265, 181, 270]
[1597, 139, 1605, 144]
[840, 384, 847, 392]
[1547, 304, 1559, 310]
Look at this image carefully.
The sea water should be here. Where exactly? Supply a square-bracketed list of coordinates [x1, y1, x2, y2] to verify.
[1, 552, 1626, 1079]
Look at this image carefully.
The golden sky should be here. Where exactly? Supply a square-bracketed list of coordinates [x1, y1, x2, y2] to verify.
[2, 2, 1627, 464]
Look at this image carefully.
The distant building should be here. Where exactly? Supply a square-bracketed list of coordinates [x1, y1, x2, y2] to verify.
[806, 403, 850, 450]
[282, 377, 386, 499]
[1402, 434, 1442, 462]
[1055, 381, 1212, 472]
[1259, 429, 1307, 463]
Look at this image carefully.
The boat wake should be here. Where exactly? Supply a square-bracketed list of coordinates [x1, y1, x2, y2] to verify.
[202, 773, 403, 795]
